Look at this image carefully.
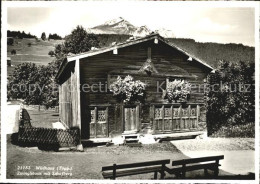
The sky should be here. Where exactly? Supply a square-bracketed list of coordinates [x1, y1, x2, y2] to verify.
[7, 2, 255, 46]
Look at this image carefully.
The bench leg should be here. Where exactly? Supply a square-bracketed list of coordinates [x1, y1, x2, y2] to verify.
[180, 170, 186, 179]
[214, 160, 220, 178]
[160, 171, 165, 179]
[176, 172, 181, 179]
[204, 169, 208, 176]
[154, 171, 158, 179]
[214, 167, 219, 177]
[181, 164, 186, 179]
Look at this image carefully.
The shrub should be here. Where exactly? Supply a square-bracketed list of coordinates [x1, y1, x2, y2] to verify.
[7, 37, 14, 45]
[48, 50, 55, 57]
[41, 32, 46, 41]
[210, 123, 255, 138]
[11, 49, 16, 55]
[27, 42, 32, 47]
[206, 60, 255, 137]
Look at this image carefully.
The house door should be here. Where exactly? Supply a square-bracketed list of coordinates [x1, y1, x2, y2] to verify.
[90, 107, 108, 138]
[124, 105, 139, 133]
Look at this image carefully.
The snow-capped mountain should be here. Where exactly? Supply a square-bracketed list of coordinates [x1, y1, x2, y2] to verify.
[133, 26, 152, 37]
[88, 17, 175, 38]
[104, 17, 126, 26]
[155, 28, 175, 38]
[89, 17, 137, 35]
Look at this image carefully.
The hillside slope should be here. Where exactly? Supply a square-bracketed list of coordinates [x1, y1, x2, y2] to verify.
[167, 38, 255, 68]
[7, 38, 63, 76]
[7, 35, 254, 77]
[96, 34, 255, 68]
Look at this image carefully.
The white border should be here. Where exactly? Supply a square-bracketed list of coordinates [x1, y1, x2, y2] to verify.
[254, 3, 260, 184]
[1, 1, 259, 184]
[1, 2, 8, 182]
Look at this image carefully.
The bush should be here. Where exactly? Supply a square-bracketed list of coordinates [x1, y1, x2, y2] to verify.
[41, 32, 46, 41]
[11, 49, 16, 55]
[206, 60, 255, 137]
[210, 123, 255, 138]
[7, 37, 14, 45]
[27, 42, 32, 47]
[48, 50, 55, 57]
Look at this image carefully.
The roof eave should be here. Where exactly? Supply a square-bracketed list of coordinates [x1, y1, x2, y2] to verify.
[55, 57, 68, 80]
[67, 34, 161, 62]
[162, 40, 214, 71]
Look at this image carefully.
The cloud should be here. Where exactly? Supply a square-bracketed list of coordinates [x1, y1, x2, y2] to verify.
[195, 17, 237, 34]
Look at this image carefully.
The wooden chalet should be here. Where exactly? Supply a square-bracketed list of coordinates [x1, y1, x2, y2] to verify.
[56, 34, 214, 141]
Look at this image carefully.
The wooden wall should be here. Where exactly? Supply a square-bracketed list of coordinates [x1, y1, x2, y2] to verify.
[77, 39, 211, 138]
[58, 62, 81, 130]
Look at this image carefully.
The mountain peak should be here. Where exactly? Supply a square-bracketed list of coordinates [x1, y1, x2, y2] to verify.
[155, 28, 175, 38]
[133, 25, 152, 37]
[103, 17, 125, 26]
[90, 17, 175, 38]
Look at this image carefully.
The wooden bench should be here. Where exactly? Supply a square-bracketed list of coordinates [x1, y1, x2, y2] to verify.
[165, 155, 224, 178]
[102, 159, 170, 179]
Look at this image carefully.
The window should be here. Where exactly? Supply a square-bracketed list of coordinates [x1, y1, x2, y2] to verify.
[89, 106, 109, 138]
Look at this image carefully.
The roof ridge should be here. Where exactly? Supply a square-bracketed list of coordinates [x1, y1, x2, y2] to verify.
[68, 33, 161, 58]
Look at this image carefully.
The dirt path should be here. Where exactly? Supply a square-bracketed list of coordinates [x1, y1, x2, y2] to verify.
[171, 138, 255, 176]
[180, 150, 255, 175]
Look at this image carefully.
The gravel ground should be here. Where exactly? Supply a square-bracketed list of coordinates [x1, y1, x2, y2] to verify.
[171, 138, 255, 151]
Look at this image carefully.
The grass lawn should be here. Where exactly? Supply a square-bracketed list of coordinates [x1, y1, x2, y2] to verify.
[26, 106, 59, 128]
[7, 38, 63, 76]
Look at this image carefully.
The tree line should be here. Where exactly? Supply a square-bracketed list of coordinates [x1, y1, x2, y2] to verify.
[8, 30, 63, 41]
[7, 30, 36, 39]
